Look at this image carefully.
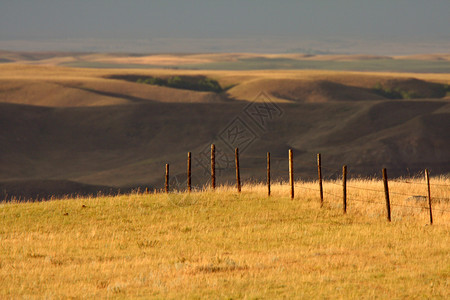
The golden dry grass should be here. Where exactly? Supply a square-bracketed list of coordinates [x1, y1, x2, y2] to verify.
[1, 179, 448, 298]
[1, 63, 450, 106]
[2, 63, 450, 83]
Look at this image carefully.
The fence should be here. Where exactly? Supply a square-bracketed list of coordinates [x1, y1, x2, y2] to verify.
[160, 144, 449, 225]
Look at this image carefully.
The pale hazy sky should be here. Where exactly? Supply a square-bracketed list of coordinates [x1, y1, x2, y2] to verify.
[1, 0, 449, 54]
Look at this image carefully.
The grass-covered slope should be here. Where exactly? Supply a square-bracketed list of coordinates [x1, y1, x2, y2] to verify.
[1, 181, 449, 298]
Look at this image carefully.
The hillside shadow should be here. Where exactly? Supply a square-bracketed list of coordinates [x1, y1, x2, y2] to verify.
[55, 83, 155, 104]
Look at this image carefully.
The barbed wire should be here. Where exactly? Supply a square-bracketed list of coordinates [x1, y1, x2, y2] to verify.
[163, 154, 450, 216]
[428, 207, 450, 213]
[333, 191, 450, 212]
[166, 182, 450, 213]
[295, 185, 321, 193]
[160, 185, 450, 214]
[390, 179, 450, 187]
[323, 190, 340, 198]
[346, 184, 385, 194]
[296, 179, 450, 212]
[432, 197, 450, 202]
[190, 157, 449, 188]
[176, 171, 449, 193]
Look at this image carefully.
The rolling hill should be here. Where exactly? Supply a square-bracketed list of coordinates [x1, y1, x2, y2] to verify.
[0, 61, 449, 200]
[2, 51, 450, 72]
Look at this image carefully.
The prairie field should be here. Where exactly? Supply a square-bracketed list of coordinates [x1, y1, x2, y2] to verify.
[0, 52, 449, 298]
[1, 179, 449, 298]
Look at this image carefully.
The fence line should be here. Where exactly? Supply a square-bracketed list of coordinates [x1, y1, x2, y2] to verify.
[192, 163, 448, 188]
[170, 173, 449, 204]
[432, 197, 450, 202]
[302, 183, 450, 213]
[161, 147, 449, 224]
[193, 153, 447, 188]
[301, 183, 450, 213]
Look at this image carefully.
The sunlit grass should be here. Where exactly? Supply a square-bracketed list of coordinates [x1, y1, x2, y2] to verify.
[1, 179, 449, 298]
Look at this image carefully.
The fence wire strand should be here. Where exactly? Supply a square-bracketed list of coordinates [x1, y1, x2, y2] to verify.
[163, 152, 450, 218]
[390, 179, 450, 187]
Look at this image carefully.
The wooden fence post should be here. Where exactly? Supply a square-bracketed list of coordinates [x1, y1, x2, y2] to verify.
[235, 148, 241, 193]
[289, 149, 294, 199]
[425, 169, 433, 225]
[267, 152, 271, 197]
[187, 152, 191, 193]
[317, 153, 324, 207]
[342, 165, 347, 214]
[211, 144, 215, 190]
[165, 164, 169, 193]
[382, 168, 391, 222]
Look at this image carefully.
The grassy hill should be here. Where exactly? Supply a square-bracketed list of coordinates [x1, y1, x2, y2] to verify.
[0, 63, 449, 199]
[1, 181, 449, 298]
[0, 54, 449, 298]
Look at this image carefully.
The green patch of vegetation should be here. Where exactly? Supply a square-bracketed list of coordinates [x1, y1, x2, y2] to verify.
[372, 83, 418, 99]
[136, 75, 224, 93]
[444, 84, 450, 97]
[372, 81, 449, 99]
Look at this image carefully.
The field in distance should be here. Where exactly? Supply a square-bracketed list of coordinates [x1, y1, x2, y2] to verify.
[2, 50, 450, 73]
[1, 179, 449, 298]
[0, 53, 449, 200]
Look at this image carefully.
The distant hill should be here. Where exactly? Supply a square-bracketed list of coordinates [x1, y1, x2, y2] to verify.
[0, 63, 449, 200]
[2, 51, 450, 73]
[0, 180, 123, 201]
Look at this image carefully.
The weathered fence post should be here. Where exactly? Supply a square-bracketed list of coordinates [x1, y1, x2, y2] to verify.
[211, 144, 215, 190]
[425, 169, 433, 225]
[289, 149, 294, 199]
[382, 168, 391, 222]
[187, 152, 191, 193]
[342, 165, 347, 214]
[235, 148, 241, 193]
[317, 153, 324, 207]
[267, 152, 271, 197]
[165, 164, 169, 193]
